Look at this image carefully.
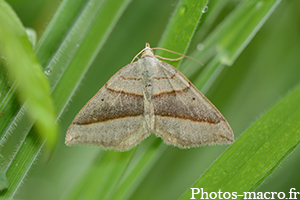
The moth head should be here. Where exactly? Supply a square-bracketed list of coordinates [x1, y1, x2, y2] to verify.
[141, 43, 154, 58]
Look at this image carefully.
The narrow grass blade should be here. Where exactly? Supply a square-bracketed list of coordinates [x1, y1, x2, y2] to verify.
[0, 68, 19, 143]
[63, 150, 134, 200]
[182, 0, 282, 78]
[180, 83, 300, 199]
[0, 171, 6, 191]
[0, 0, 58, 151]
[108, 136, 167, 200]
[157, 0, 209, 68]
[0, 156, 7, 191]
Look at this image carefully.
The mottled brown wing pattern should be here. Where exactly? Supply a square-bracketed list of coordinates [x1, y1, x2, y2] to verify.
[153, 61, 233, 148]
[66, 63, 150, 151]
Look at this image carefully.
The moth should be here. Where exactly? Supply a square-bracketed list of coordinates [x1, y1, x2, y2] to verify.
[65, 43, 234, 151]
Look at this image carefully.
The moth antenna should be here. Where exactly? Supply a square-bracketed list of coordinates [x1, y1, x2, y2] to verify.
[131, 49, 143, 63]
[155, 55, 184, 61]
[152, 47, 203, 66]
[131, 43, 152, 63]
[131, 44, 202, 66]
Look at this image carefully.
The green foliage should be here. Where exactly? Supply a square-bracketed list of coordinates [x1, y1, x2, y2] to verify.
[0, 0, 300, 199]
[0, 0, 132, 198]
[0, 156, 7, 191]
[0, 0, 58, 152]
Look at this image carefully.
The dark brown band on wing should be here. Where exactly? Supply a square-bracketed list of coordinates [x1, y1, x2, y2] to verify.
[121, 74, 175, 81]
[73, 86, 144, 125]
[120, 76, 142, 81]
[106, 84, 144, 97]
[154, 74, 176, 80]
[154, 87, 190, 96]
[154, 87, 221, 124]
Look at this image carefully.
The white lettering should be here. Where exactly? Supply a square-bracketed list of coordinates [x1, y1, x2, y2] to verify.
[190, 188, 200, 199]
[277, 192, 285, 199]
[271, 192, 277, 199]
[189, 187, 299, 199]
[244, 192, 256, 199]
[263, 192, 270, 199]
[223, 192, 231, 199]
[289, 188, 297, 199]
[231, 192, 238, 199]
[209, 192, 217, 199]
[200, 188, 209, 199]
[218, 189, 223, 199]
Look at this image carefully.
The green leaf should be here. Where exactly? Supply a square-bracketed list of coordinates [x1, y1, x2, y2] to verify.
[181, 0, 281, 81]
[0, 0, 58, 151]
[0, 65, 19, 143]
[0, 0, 132, 198]
[25, 28, 37, 48]
[0, 155, 7, 191]
[62, 150, 134, 200]
[0, 170, 7, 191]
[157, 0, 208, 67]
[180, 82, 300, 200]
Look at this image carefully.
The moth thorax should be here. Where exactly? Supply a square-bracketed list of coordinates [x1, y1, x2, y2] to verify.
[141, 47, 154, 58]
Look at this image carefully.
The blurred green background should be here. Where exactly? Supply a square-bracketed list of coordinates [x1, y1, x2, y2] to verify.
[2, 0, 300, 199]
